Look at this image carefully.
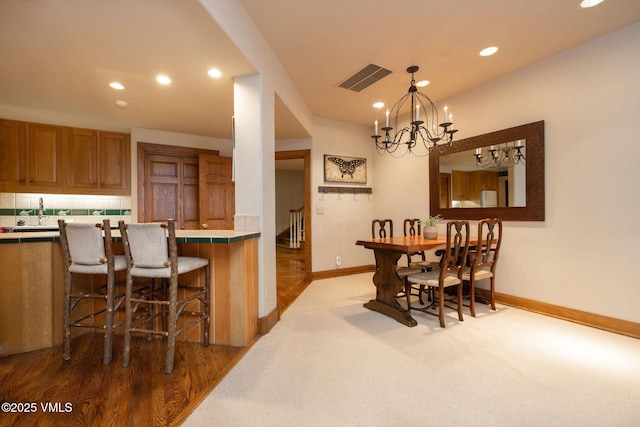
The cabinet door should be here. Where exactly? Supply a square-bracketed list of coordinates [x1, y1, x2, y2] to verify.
[145, 154, 181, 223]
[66, 128, 98, 189]
[199, 154, 235, 230]
[28, 123, 65, 188]
[99, 131, 130, 193]
[0, 119, 26, 188]
[181, 158, 200, 230]
[484, 171, 498, 191]
[451, 170, 468, 200]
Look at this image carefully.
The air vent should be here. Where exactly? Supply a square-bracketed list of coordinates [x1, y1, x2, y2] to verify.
[338, 64, 393, 92]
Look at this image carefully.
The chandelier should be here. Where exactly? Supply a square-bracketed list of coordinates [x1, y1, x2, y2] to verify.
[474, 140, 526, 169]
[372, 66, 458, 157]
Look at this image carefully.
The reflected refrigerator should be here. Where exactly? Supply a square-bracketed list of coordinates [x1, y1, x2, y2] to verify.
[480, 190, 497, 207]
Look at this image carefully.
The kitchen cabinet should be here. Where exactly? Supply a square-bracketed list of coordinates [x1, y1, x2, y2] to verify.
[66, 128, 130, 194]
[66, 127, 99, 190]
[0, 119, 26, 187]
[98, 131, 130, 193]
[0, 240, 65, 355]
[28, 122, 66, 189]
[0, 118, 130, 195]
[451, 170, 468, 200]
[468, 170, 499, 203]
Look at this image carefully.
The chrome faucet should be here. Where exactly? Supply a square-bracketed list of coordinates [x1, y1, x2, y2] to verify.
[38, 197, 45, 225]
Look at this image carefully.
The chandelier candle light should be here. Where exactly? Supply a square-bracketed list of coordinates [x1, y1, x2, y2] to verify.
[372, 66, 458, 157]
[474, 140, 526, 168]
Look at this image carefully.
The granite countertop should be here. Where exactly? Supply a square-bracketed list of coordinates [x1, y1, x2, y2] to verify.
[0, 228, 261, 244]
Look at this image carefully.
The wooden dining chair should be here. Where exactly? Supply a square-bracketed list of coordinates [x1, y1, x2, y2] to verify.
[58, 219, 127, 365]
[371, 218, 422, 296]
[119, 219, 210, 374]
[405, 221, 470, 327]
[403, 218, 425, 266]
[462, 218, 502, 316]
[403, 218, 437, 304]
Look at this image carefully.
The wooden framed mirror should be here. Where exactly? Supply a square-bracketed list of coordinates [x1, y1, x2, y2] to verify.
[429, 121, 545, 221]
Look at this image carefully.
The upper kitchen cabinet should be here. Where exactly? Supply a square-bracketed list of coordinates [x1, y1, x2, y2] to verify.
[0, 119, 27, 187]
[28, 122, 66, 189]
[0, 118, 130, 195]
[98, 131, 130, 194]
[66, 127, 99, 190]
[66, 128, 131, 195]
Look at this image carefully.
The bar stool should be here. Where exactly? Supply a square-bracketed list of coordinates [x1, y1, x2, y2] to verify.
[118, 220, 210, 374]
[58, 219, 126, 365]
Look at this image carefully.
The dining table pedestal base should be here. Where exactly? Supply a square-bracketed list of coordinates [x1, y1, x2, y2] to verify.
[363, 299, 417, 327]
[363, 247, 418, 327]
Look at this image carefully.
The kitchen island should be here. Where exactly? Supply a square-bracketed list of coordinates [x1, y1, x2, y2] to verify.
[0, 228, 260, 356]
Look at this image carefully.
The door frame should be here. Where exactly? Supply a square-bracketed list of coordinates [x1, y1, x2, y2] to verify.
[275, 149, 312, 281]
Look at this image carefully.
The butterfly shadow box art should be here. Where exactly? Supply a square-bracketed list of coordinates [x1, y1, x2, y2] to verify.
[324, 155, 367, 183]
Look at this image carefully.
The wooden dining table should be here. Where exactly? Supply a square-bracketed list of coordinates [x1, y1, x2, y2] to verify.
[356, 235, 474, 327]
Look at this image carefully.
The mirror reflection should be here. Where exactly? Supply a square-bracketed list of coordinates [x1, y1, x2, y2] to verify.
[429, 120, 544, 222]
[439, 140, 526, 208]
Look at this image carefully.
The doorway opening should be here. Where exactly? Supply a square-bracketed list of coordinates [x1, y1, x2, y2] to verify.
[275, 149, 311, 311]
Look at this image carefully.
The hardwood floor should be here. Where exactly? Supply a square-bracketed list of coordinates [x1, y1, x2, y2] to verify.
[276, 245, 310, 312]
[0, 246, 308, 426]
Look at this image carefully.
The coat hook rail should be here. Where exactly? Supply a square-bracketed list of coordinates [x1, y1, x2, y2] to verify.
[318, 186, 372, 194]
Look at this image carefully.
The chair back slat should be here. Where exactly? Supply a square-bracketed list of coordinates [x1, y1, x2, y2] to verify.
[372, 219, 393, 238]
[473, 218, 502, 271]
[440, 221, 470, 281]
[403, 218, 421, 237]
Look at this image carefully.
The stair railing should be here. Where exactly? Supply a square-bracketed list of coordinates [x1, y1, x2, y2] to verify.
[289, 207, 304, 249]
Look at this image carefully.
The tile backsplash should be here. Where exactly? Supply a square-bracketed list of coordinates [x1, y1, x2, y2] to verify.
[0, 193, 132, 227]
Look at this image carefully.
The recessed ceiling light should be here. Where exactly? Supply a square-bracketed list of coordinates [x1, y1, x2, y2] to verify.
[109, 82, 125, 90]
[580, 0, 605, 8]
[373, 102, 385, 109]
[416, 80, 430, 87]
[480, 46, 499, 57]
[207, 68, 222, 78]
[115, 100, 129, 107]
[156, 75, 171, 85]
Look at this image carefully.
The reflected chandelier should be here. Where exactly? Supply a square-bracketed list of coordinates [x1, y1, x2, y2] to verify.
[372, 66, 458, 157]
[474, 140, 526, 169]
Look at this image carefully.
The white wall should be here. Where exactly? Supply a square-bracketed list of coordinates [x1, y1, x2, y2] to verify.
[368, 23, 640, 323]
[310, 117, 375, 271]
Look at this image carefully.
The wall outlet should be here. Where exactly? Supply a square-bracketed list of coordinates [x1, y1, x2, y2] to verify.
[335, 256, 342, 266]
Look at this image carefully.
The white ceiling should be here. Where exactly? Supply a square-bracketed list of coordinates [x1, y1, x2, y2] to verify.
[1, 0, 639, 140]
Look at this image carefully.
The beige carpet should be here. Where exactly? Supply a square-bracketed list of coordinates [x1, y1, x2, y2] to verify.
[184, 273, 640, 426]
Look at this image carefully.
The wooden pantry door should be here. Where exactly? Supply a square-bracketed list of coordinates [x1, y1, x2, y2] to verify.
[139, 143, 231, 230]
[198, 153, 235, 230]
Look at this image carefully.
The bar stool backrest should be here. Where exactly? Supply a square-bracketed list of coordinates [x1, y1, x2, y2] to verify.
[64, 223, 107, 265]
[125, 224, 170, 268]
